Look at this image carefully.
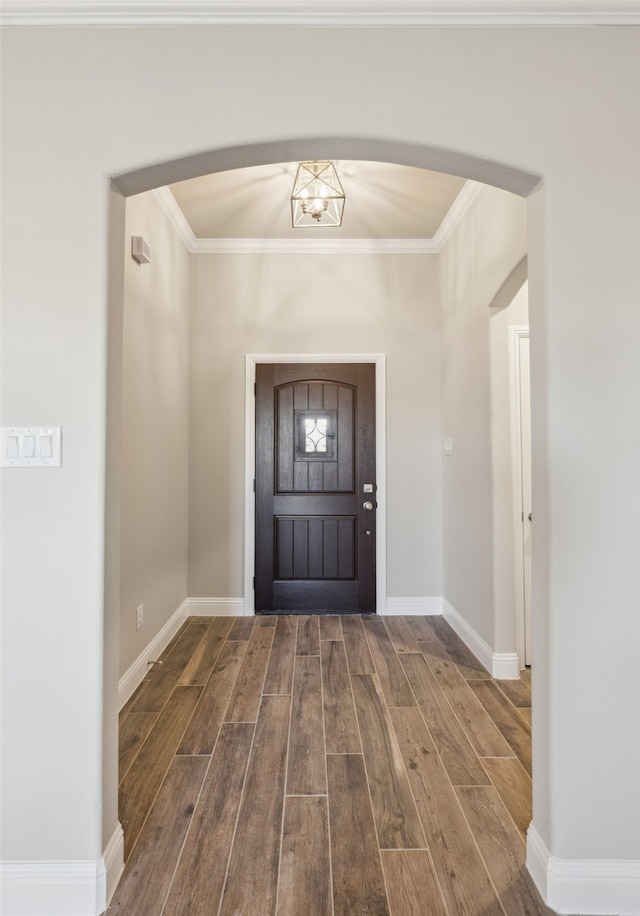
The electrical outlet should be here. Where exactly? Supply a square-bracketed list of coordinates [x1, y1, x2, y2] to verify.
[136, 604, 144, 631]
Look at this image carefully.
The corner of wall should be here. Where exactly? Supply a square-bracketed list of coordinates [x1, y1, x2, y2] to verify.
[526, 824, 640, 916]
[0, 822, 124, 916]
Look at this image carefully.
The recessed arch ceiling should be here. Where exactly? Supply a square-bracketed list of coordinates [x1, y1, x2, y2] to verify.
[167, 160, 469, 242]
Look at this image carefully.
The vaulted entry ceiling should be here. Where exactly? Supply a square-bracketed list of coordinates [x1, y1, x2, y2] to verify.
[168, 160, 469, 241]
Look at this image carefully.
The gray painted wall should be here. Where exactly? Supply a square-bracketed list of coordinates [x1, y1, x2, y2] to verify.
[119, 192, 191, 674]
[2, 24, 638, 913]
[188, 251, 442, 601]
[440, 187, 528, 647]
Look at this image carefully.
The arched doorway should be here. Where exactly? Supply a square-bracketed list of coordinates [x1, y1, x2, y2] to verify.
[107, 136, 544, 897]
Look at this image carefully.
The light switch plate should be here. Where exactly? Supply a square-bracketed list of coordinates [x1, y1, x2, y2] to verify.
[1, 427, 62, 467]
[443, 438, 453, 456]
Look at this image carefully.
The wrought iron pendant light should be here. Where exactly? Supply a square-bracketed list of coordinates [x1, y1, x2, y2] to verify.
[291, 161, 345, 228]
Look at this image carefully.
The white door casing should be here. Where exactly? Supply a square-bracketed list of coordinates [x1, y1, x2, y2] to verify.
[244, 353, 387, 615]
[510, 327, 532, 666]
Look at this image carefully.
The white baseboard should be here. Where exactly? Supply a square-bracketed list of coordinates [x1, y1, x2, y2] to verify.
[118, 595, 519, 710]
[102, 823, 124, 908]
[185, 597, 247, 616]
[118, 599, 189, 709]
[527, 823, 550, 900]
[442, 599, 521, 679]
[383, 596, 443, 616]
[0, 824, 124, 916]
[188, 596, 444, 617]
[118, 597, 250, 709]
[491, 651, 521, 679]
[527, 824, 640, 915]
[442, 598, 493, 672]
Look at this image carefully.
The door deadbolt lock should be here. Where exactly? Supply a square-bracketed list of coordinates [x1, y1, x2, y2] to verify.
[363, 500, 375, 511]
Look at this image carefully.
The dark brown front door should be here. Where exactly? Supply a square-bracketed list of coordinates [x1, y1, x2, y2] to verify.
[255, 363, 376, 614]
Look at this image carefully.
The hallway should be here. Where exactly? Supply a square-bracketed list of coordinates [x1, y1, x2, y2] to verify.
[111, 614, 549, 915]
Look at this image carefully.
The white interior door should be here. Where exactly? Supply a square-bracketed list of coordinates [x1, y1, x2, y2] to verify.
[519, 335, 532, 666]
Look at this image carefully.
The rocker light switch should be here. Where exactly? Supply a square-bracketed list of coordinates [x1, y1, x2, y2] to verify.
[1, 427, 62, 467]
[39, 436, 53, 459]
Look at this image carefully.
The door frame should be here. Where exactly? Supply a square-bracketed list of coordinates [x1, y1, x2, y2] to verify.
[244, 353, 387, 615]
[509, 326, 530, 666]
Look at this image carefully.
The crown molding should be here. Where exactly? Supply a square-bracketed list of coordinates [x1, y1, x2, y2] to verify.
[153, 179, 483, 255]
[154, 186, 197, 250]
[431, 179, 483, 249]
[188, 238, 441, 254]
[2, 1, 640, 26]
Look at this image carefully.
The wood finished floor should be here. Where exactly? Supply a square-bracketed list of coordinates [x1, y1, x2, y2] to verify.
[111, 614, 554, 916]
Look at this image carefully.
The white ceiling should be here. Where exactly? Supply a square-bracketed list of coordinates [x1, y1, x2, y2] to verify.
[167, 161, 470, 244]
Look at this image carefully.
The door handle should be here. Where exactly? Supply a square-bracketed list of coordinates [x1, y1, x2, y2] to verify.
[528, 513, 532, 521]
[363, 500, 375, 511]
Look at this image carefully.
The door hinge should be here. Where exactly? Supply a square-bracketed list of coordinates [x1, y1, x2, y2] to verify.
[253, 576, 256, 590]
[254, 382, 257, 396]
[253, 478, 256, 492]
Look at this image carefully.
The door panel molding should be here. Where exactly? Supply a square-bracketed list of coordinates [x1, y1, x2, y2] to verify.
[245, 354, 386, 615]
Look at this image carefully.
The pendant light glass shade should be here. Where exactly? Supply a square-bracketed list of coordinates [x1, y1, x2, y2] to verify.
[291, 161, 345, 227]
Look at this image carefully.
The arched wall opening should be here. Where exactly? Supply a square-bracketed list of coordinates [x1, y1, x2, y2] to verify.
[106, 134, 546, 889]
[113, 137, 541, 199]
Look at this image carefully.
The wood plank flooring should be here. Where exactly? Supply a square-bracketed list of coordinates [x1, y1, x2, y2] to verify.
[110, 614, 554, 916]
